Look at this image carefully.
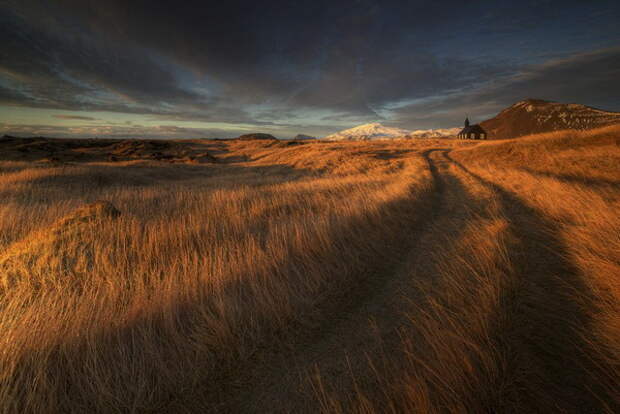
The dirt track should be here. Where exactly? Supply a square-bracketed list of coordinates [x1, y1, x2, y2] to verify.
[214, 150, 460, 412]
[176, 147, 620, 414]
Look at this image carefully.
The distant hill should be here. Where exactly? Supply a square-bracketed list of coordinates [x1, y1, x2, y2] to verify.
[480, 99, 620, 139]
[293, 134, 317, 140]
[324, 123, 457, 141]
[237, 133, 278, 141]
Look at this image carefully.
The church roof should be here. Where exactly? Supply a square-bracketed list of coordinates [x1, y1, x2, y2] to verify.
[459, 124, 486, 135]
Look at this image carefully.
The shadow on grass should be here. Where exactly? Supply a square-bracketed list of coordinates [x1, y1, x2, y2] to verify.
[0, 161, 316, 207]
[518, 167, 620, 189]
[217, 148, 481, 413]
[444, 151, 615, 412]
[1, 157, 440, 412]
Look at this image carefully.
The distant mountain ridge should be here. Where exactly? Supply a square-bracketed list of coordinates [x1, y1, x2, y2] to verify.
[480, 99, 620, 139]
[324, 123, 458, 141]
[324, 123, 409, 141]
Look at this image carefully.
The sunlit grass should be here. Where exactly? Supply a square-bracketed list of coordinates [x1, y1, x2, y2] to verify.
[0, 129, 618, 412]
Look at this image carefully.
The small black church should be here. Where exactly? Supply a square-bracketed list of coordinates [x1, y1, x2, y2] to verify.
[457, 117, 487, 139]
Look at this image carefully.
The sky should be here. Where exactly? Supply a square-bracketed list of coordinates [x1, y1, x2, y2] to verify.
[1, 0, 619, 139]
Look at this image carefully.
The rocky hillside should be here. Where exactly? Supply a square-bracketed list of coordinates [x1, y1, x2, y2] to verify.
[480, 99, 620, 139]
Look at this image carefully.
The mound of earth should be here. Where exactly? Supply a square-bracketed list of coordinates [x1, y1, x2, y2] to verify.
[110, 139, 171, 156]
[0, 201, 121, 291]
[110, 140, 218, 163]
[237, 133, 278, 141]
[480, 99, 620, 139]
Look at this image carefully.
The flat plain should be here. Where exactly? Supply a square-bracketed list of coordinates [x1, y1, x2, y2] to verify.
[1, 127, 619, 413]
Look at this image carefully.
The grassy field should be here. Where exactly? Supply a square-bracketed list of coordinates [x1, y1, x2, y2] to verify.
[0, 127, 618, 413]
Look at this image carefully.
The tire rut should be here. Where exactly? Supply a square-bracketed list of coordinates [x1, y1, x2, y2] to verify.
[210, 149, 469, 413]
[182, 147, 616, 413]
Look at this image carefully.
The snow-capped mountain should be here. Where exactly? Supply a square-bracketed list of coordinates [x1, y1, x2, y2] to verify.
[323, 123, 458, 140]
[324, 123, 410, 141]
[408, 128, 461, 138]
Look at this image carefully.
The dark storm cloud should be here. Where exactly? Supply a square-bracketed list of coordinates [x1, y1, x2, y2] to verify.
[389, 46, 620, 128]
[1, 0, 620, 136]
[50, 0, 519, 116]
[0, 5, 228, 117]
[0, 1, 530, 115]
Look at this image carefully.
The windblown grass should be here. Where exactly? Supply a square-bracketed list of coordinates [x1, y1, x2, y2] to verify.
[310, 127, 620, 413]
[0, 139, 444, 412]
[0, 129, 618, 413]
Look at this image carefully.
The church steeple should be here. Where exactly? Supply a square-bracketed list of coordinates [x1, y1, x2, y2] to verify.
[464, 117, 470, 127]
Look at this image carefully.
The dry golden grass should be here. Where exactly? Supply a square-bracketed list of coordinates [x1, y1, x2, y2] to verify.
[310, 127, 620, 413]
[0, 129, 618, 413]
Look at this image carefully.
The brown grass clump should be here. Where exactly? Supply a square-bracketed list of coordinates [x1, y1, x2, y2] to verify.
[0, 130, 618, 413]
[0, 201, 121, 291]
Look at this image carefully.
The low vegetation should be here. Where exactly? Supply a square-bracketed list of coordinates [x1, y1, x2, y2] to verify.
[0, 128, 618, 413]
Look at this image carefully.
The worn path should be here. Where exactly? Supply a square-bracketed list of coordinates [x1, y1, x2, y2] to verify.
[185, 149, 611, 413]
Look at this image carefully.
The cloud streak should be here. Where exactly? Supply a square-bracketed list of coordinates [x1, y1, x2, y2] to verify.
[53, 114, 99, 121]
